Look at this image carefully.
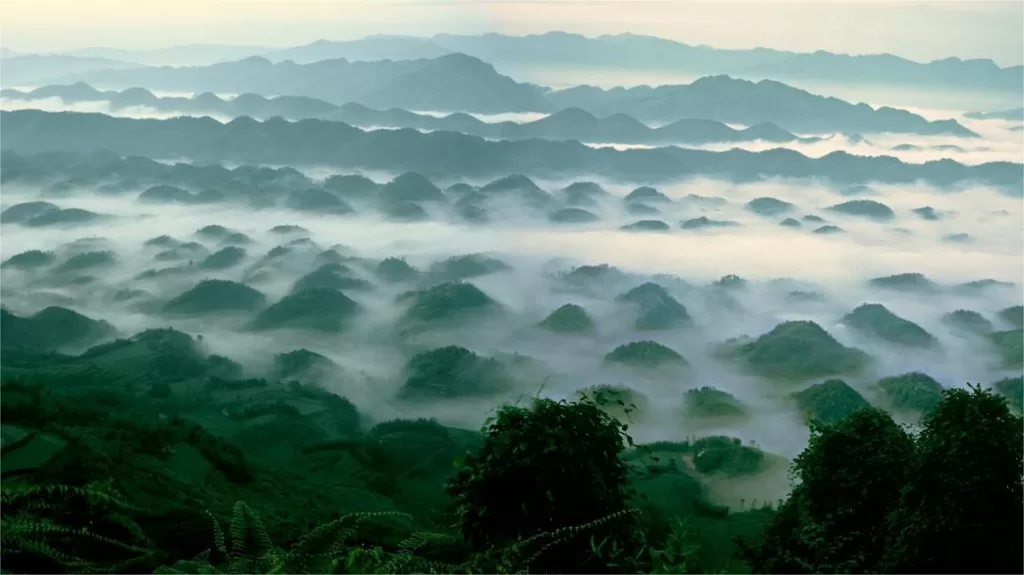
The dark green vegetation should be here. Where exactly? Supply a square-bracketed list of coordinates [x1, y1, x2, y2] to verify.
[577, 384, 649, 422]
[993, 376, 1023, 411]
[1, 307, 1020, 575]
[430, 254, 511, 282]
[538, 303, 595, 334]
[1, 200, 60, 223]
[617, 283, 692, 331]
[397, 282, 500, 329]
[1, 306, 116, 351]
[376, 257, 419, 284]
[987, 329, 1023, 368]
[793, 379, 870, 424]
[882, 388, 1023, 573]
[271, 349, 340, 382]
[0, 200, 104, 227]
[54, 250, 116, 274]
[2, 249, 57, 270]
[719, 321, 868, 381]
[199, 247, 247, 270]
[876, 372, 944, 414]
[605, 341, 688, 369]
[293, 263, 374, 293]
[997, 304, 1024, 329]
[690, 436, 767, 477]
[745, 389, 1023, 573]
[682, 387, 749, 421]
[163, 280, 267, 315]
[842, 303, 937, 348]
[941, 309, 994, 335]
[250, 288, 361, 332]
[399, 346, 511, 400]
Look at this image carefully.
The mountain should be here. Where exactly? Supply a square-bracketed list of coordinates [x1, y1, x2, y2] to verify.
[40, 31, 1022, 98]
[2, 110, 1018, 189]
[7, 79, 973, 138]
[51, 36, 450, 67]
[545, 75, 976, 135]
[0, 55, 145, 87]
[964, 108, 1024, 121]
[3, 84, 820, 145]
[264, 36, 451, 64]
[44, 53, 550, 113]
[65, 44, 272, 67]
[429, 31, 1023, 96]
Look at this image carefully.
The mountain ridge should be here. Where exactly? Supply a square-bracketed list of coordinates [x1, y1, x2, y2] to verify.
[13, 59, 977, 135]
[3, 83, 828, 146]
[1, 110, 1016, 189]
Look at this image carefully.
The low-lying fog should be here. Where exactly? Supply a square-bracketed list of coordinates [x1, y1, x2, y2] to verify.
[4, 96, 1020, 165]
[3, 168, 1022, 488]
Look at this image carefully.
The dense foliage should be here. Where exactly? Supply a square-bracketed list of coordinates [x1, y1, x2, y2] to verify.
[0, 316, 1020, 574]
[448, 397, 637, 573]
[744, 388, 1023, 574]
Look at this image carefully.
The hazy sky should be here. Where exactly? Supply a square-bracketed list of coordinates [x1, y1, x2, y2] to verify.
[2, 0, 1022, 66]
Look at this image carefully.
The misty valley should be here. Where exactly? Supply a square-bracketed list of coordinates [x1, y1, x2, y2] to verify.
[1, 20, 1022, 575]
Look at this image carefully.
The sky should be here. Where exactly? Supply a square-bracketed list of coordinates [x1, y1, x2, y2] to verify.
[1, 0, 1022, 66]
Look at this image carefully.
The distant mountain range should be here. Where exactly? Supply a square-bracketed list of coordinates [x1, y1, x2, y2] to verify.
[17, 32, 1019, 97]
[2, 83, 832, 146]
[59, 44, 276, 67]
[2, 110, 1016, 189]
[428, 32, 1023, 96]
[18, 57, 976, 136]
[964, 108, 1024, 121]
[39, 53, 550, 114]
[544, 76, 975, 135]
[0, 54, 144, 87]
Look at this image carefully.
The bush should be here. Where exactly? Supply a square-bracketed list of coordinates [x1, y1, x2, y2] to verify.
[448, 397, 638, 573]
[745, 408, 914, 573]
[883, 387, 1023, 574]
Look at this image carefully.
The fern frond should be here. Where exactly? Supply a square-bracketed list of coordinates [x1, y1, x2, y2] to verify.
[512, 508, 640, 567]
[208, 511, 227, 556]
[280, 511, 410, 573]
[398, 530, 458, 552]
[225, 502, 274, 574]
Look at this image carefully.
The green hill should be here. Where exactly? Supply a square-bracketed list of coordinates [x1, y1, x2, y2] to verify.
[163, 279, 266, 315]
[720, 320, 868, 381]
[842, 304, 937, 348]
[605, 340, 688, 368]
[251, 288, 361, 332]
[538, 303, 595, 334]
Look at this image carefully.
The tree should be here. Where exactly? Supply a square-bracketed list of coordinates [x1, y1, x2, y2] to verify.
[744, 408, 914, 573]
[447, 397, 637, 573]
[882, 386, 1023, 574]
